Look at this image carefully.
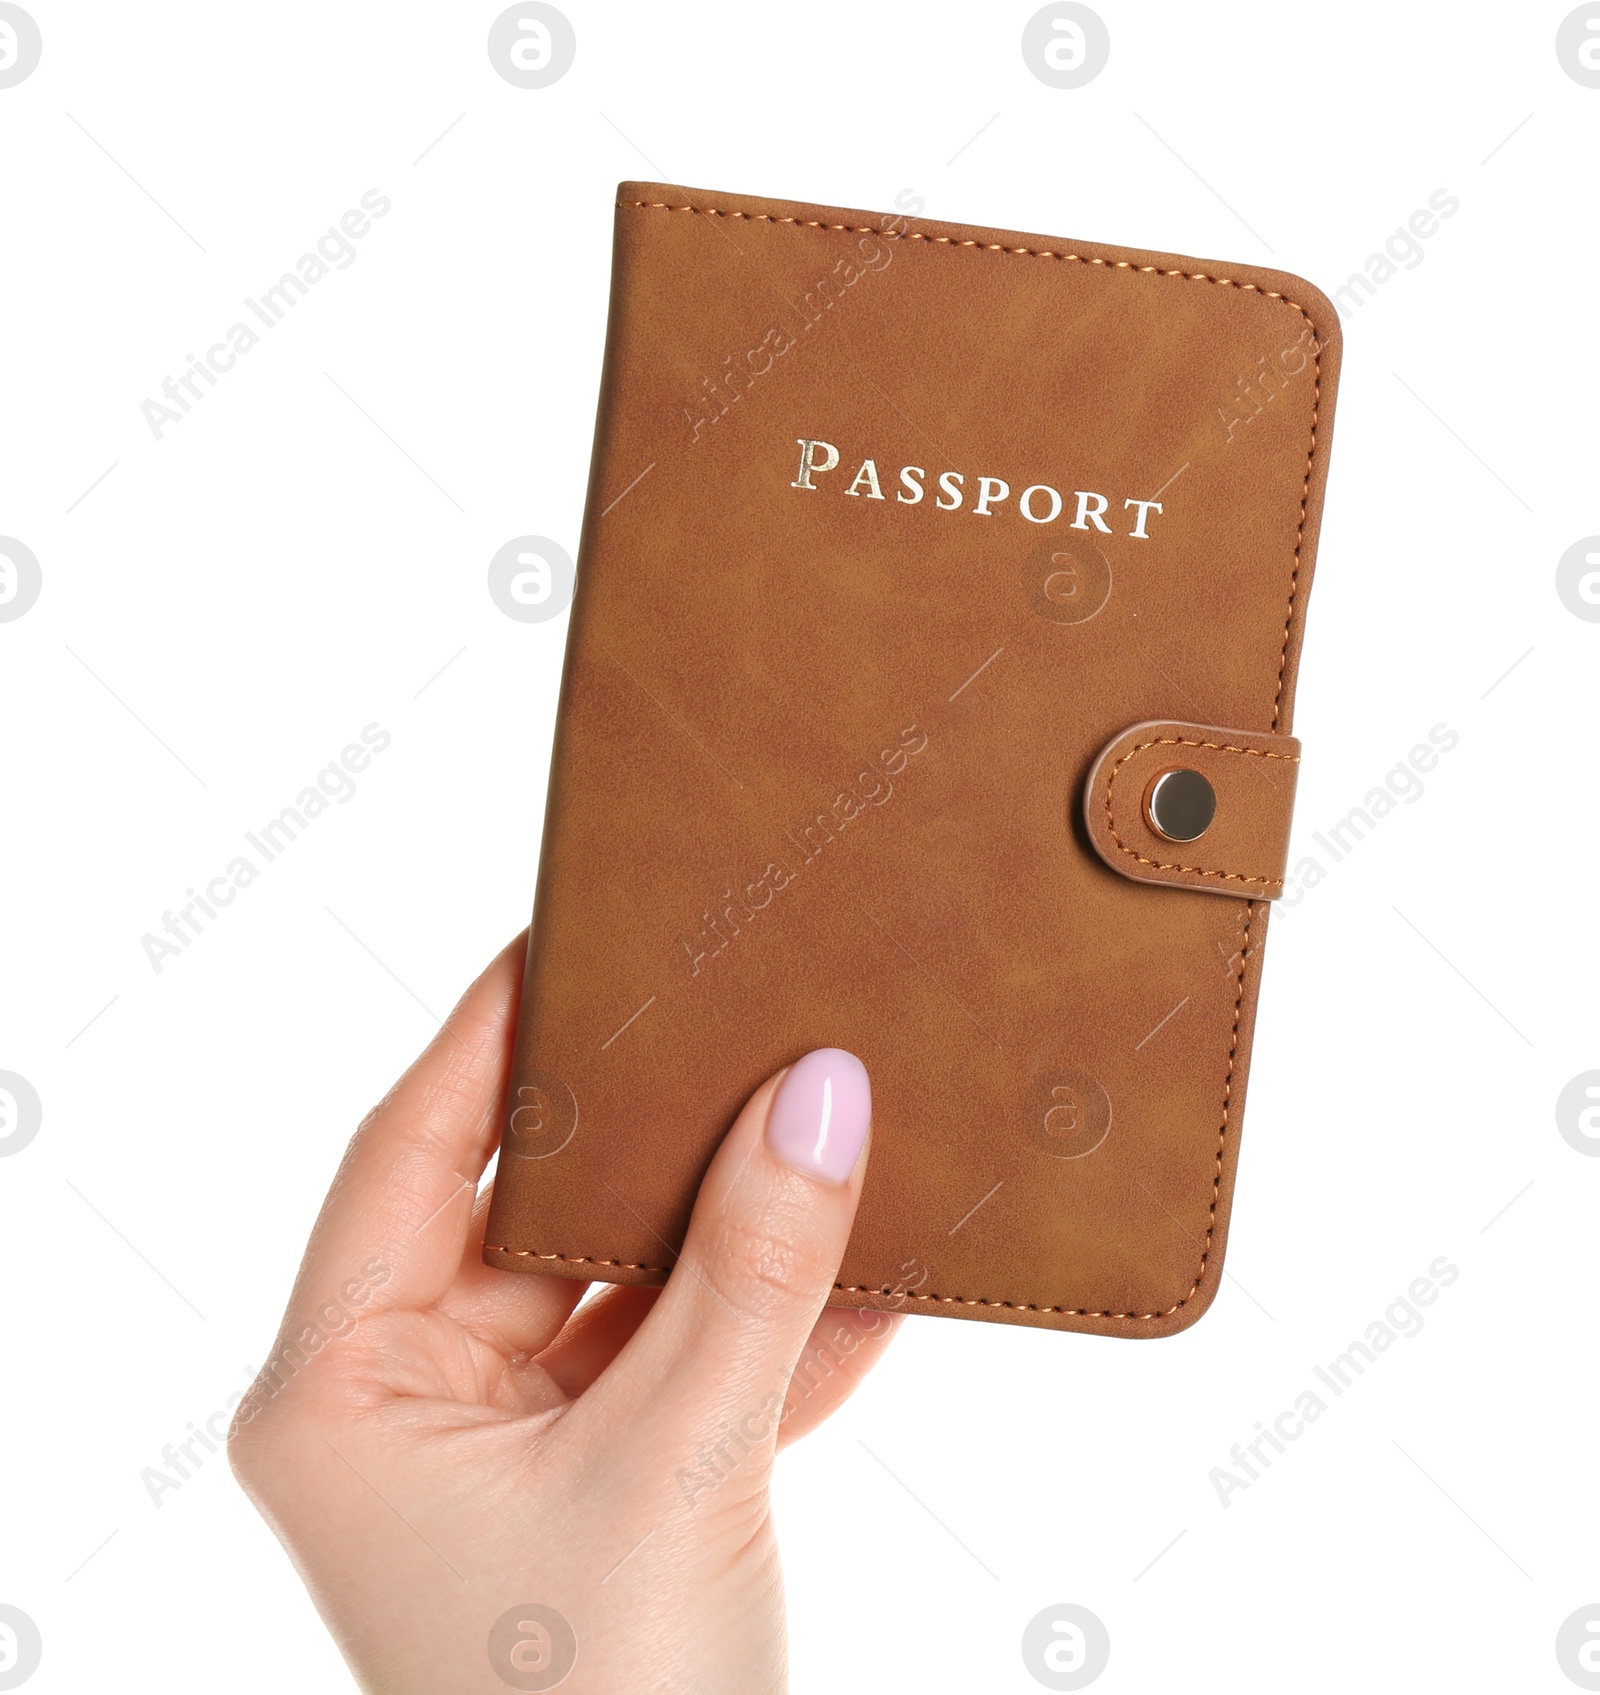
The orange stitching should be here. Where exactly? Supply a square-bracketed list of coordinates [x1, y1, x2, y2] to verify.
[1271, 359, 1319, 731]
[481, 1243, 1208, 1319]
[1102, 736, 1298, 889]
[484, 1248, 661, 1272]
[593, 196, 1317, 1325]
[617, 200, 1315, 311]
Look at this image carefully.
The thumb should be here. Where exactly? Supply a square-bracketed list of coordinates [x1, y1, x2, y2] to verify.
[591, 1048, 873, 1449]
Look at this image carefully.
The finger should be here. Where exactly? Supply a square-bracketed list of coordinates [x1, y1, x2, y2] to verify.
[775, 1307, 903, 1449]
[535, 1284, 661, 1398]
[284, 932, 562, 1336]
[435, 1188, 591, 1359]
[589, 1048, 872, 1451]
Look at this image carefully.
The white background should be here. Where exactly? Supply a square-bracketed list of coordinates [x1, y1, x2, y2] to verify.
[3, 3, 1598, 1690]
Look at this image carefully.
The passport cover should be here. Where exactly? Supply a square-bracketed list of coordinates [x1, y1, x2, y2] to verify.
[483, 182, 1342, 1337]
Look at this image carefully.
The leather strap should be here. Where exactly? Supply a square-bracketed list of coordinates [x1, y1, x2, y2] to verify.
[1083, 720, 1301, 898]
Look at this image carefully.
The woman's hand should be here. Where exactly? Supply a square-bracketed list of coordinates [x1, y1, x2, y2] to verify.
[228, 933, 897, 1694]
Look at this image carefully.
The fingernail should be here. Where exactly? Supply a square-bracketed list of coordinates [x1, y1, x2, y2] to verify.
[765, 1048, 871, 1185]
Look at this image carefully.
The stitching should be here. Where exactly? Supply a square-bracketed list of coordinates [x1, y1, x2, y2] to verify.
[598, 195, 1319, 1324]
[620, 200, 1309, 307]
[1102, 736, 1298, 889]
[484, 1248, 661, 1272]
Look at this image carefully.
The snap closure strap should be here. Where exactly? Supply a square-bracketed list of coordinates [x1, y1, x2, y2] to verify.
[1083, 720, 1301, 899]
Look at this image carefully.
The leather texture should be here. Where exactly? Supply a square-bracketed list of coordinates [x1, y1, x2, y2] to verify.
[483, 182, 1342, 1338]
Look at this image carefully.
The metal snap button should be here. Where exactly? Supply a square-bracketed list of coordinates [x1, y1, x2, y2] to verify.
[1146, 768, 1215, 842]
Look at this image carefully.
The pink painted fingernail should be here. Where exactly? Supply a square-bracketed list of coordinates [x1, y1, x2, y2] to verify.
[765, 1048, 871, 1184]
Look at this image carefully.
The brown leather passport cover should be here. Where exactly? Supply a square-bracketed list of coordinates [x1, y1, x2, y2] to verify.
[483, 182, 1342, 1337]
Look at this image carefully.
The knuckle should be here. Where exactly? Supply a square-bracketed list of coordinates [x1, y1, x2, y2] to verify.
[706, 1213, 834, 1322]
[223, 1387, 278, 1486]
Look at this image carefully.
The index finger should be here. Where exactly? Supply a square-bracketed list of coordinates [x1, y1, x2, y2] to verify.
[282, 931, 530, 1327]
